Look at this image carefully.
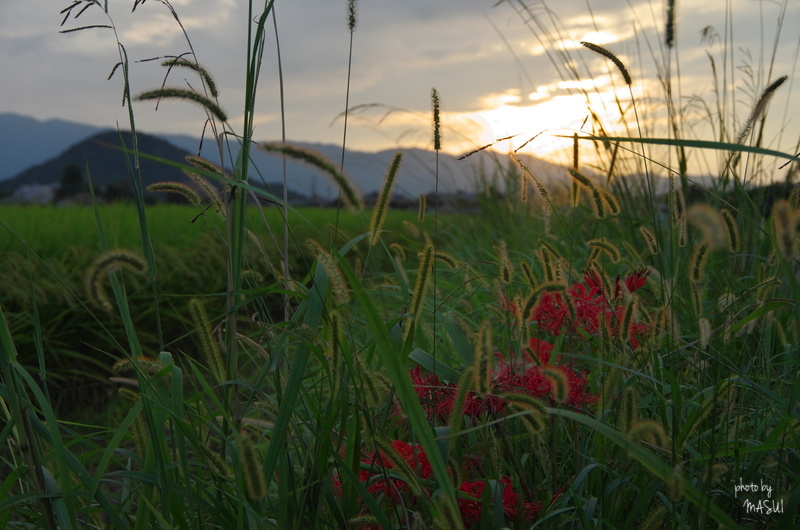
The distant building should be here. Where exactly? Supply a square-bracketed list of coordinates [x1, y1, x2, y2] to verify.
[11, 183, 57, 204]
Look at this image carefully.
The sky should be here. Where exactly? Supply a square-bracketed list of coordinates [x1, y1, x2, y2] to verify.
[2, 0, 798, 170]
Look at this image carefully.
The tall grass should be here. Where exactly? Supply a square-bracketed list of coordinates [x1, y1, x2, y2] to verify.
[1, 1, 799, 529]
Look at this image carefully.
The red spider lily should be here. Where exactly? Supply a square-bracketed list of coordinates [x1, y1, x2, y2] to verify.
[358, 440, 432, 500]
[457, 477, 541, 526]
[340, 442, 541, 527]
[531, 269, 651, 347]
[388, 439, 432, 479]
[409, 336, 597, 422]
[408, 366, 507, 422]
[615, 268, 650, 298]
[494, 338, 598, 409]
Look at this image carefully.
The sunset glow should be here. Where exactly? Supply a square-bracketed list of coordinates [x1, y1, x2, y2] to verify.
[438, 77, 640, 162]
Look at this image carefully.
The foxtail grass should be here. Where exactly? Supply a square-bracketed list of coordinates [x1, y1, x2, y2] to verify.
[261, 142, 363, 210]
[369, 152, 402, 246]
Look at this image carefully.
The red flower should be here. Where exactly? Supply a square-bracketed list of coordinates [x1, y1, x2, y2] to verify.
[531, 270, 651, 348]
[457, 480, 485, 525]
[337, 442, 544, 527]
[499, 476, 542, 521]
[409, 366, 456, 422]
[389, 440, 432, 479]
[494, 338, 597, 409]
[615, 268, 649, 299]
[457, 477, 541, 526]
[527, 337, 554, 363]
[532, 292, 568, 335]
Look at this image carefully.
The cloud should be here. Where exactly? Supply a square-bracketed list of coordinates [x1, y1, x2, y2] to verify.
[1, 0, 797, 173]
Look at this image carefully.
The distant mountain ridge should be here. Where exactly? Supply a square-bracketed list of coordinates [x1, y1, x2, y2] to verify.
[0, 113, 570, 200]
[0, 130, 193, 194]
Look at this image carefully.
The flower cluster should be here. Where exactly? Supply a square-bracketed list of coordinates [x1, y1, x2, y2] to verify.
[458, 476, 541, 525]
[410, 337, 597, 423]
[504, 269, 651, 348]
[339, 440, 540, 527]
[358, 440, 432, 501]
[334, 271, 650, 527]
[539, 269, 649, 345]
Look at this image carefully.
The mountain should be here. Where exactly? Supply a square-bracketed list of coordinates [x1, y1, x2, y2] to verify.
[0, 113, 103, 182]
[0, 130, 196, 194]
[0, 113, 570, 200]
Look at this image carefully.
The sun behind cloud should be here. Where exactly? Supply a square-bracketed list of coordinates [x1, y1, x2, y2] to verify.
[445, 77, 631, 163]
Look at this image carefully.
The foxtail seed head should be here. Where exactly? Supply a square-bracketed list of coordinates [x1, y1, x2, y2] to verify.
[621, 385, 638, 434]
[720, 209, 740, 253]
[541, 365, 569, 404]
[136, 88, 227, 123]
[261, 142, 363, 210]
[620, 296, 638, 347]
[571, 180, 581, 207]
[434, 492, 465, 530]
[514, 156, 551, 201]
[373, 438, 424, 497]
[736, 76, 788, 145]
[521, 290, 539, 322]
[494, 240, 513, 283]
[358, 358, 388, 409]
[588, 237, 622, 264]
[184, 155, 226, 215]
[670, 185, 683, 222]
[678, 214, 688, 247]
[537, 245, 560, 282]
[503, 392, 548, 433]
[306, 239, 350, 306]
[431, 88, 442, 151]
[389, 242, 407, 261]
[161, 58, 219, 99]
[403, 220, 421, 239]
[562, 291, 578, 326]
[687, 204, 726, 250]
[347, 0, 357, 31]
[238, 431, 267, 501]
[581, 41, 632, 85]
[568, 168, 595, 190]
[188, 298, 226, 384]
[790, 187, 800, 211]
[473, 320, 494, 395]
[665, 0, 676, 49]
[640, 226, 659, 255]
[603, 189, 621, 216]
[112, 356, 161, 376]
[772, 199, 798, 258]
[628, 419, 667, 448]
[85, 249, 147, 312]
[520, 261, 536, 287]
[591, 188, 607, 219]
[753, 276, 780, 300]
[668, 463, 684, 502]
[572, 132, 579, 170]
[690, 241, 710, 283]
[434, 251, 458, 269]
[520, 170, 529, 202]
[446, 367, 475, 456]
[147, 181, 201, 205]
[404, 244, 434, 341]
[369, 151, 402, 246]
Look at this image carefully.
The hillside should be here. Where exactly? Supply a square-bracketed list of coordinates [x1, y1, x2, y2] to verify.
[0, 131, 195, 194]
[0, 113, 573, 201]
